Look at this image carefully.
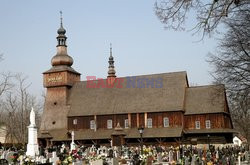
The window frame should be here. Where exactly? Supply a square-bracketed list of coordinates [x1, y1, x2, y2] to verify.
[163, 117, 169, 127]
[107, 119, 113, 129]
[90, 120, 95, 130]
[147, 118, 153, 128]
[195, 120, 200, 129]
[124, 119, 129, 129]
[205, 120, 211, 129]
[73, 119, 77, 125]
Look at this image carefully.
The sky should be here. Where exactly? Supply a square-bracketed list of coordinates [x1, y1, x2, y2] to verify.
[0, 0, 219, 97]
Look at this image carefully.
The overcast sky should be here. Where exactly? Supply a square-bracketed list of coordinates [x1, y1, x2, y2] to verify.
[0, 0, 218, 97]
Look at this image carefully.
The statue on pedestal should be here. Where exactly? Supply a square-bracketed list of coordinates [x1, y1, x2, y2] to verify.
[26, 107, 39, 157]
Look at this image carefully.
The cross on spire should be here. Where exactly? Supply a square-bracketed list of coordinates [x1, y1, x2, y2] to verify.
[60, 11, 63, 28]
[110, 43, 113, 57]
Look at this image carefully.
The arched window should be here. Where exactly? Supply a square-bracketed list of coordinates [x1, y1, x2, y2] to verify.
[163, 117, 169, 127]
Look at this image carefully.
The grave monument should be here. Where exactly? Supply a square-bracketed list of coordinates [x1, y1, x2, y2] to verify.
[26, 107, 39, 157]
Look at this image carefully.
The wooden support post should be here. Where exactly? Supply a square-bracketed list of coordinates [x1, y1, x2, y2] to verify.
[128, 113, 131, 128]
[94, 115, 97, 131]
[136, 113, 139, 127]
[144, 112, 147, 128]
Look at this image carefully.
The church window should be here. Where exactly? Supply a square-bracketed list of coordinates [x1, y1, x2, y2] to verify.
[195, 121, 200, 129]
[90, 120, 95, 130]
[147, 118, 152, 128]
[73, 119, 77, 125]
[205, 120, 211, 129]
[163, 117, 169, 127]
[124, 119, 129, 129]
[107, 120, 112, 129]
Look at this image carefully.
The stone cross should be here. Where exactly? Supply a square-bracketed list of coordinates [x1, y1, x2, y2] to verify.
[49, 152, 59, 165]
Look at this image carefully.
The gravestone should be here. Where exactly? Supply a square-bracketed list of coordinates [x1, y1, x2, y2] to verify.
[169, 150, 173, 163]
[176, 150, 180, 162]
[244, 151, 249, 162]
[108, 148, 114, 158]
[49, 152, 59, 165]
[0, 159, 8, 165]
[73, 160, 83, 165]
[157, 152, 162, 163]
[90, 159, 103, 165]
[191, 154, 196, 165]
[111, 157, 119, 165]
[6, 151, 15, 164]
[184, 156, 190, 165]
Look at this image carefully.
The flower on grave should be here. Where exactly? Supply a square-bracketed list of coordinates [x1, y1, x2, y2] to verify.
[17, 155, 24, 162]
[63, 155, 73, 164]
[70, 149, 81, 161]
[147, 155, 155, 163]
[10, 153, 18, 162]
[170, 160, 176, 165]
[22, 155, 36, 165]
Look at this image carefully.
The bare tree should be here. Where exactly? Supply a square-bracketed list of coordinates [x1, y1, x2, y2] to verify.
[2, 74, 43, 144]
[155, 0, 250, 36]
[0, 55, 13, 128]
[208, 10, 250, 142]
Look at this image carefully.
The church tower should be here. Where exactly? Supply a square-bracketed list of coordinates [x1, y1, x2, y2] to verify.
[40, 12, 80, 132]
[107, 44, 116, 85]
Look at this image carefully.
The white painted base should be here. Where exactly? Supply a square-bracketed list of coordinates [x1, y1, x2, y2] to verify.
[26, 125, 39, 157]
[70, 142, 76, 151]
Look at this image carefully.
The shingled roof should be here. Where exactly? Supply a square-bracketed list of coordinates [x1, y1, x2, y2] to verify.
[48, 127, 183, 141]
[184, 85, 226, 115]
[67, 71, 188, 116]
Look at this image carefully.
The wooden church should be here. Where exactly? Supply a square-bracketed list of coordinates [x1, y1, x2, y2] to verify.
[39, 17, 235, 147]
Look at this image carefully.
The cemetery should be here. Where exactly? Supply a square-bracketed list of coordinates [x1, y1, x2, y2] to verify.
[0, 142, 249, 164]
[0, 108, 249, 165]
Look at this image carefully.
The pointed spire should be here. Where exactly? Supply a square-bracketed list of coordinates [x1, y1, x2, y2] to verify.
[108, 43, 116, 78]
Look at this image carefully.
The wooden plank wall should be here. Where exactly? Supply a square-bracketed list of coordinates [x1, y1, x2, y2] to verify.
[184, 113, 227, 129]
[68, 111, 184, 130]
